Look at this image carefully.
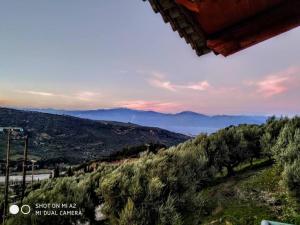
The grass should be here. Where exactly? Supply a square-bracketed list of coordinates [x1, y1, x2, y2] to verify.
[200, 164, 297, 225]
[235, 158, 272, 173]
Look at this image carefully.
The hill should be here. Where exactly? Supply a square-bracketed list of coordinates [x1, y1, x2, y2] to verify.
[29, 108, 267, 135]
[4, 117, 300, 225]
[0, 108, 188, 164]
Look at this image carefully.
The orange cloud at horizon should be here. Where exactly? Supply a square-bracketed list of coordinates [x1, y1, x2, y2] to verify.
[0, 98, 8, 106]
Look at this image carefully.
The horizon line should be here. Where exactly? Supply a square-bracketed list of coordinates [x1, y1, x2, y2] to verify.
[1, 105, 295, 118]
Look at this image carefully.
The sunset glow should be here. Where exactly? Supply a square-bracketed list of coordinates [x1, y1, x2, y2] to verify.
[0, 1, 299, 115]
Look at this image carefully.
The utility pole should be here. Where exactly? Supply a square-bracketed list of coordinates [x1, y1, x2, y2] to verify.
[0, 127, 24, 224]
[31, 160, 37, 189]
[21, 135, 28, 202]
[3, 130, 11, 224]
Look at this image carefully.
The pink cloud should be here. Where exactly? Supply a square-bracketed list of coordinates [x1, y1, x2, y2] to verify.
[247, 67, 300, 98]
[148, 72, 210, 92]
[257, 75, 289, 97]
[119, 100, 181, 112]
[149, 78, 177, 91]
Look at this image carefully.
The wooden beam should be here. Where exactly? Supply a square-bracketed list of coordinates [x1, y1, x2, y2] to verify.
[207, 0, 300, 56]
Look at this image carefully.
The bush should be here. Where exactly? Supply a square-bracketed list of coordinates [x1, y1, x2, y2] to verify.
[158, 196, 183, 225]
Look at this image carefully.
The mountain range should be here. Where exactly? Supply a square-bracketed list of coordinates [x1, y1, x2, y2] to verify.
[0, 108, 188, 164]
[29, 108, 268, 135]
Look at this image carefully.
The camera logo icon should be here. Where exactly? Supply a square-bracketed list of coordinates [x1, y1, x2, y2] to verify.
[9, 204, 31, 215]
[9, 205, 19, 215]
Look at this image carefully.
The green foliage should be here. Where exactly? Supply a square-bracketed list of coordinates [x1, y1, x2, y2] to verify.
[6, 177, 95, 225]
[158, 196, 183, 225]
[5, 117, 300, 225]
[5, 163, 116, 225]
[118, 198, 137, 225]
[99, 118, 300, 224]
[100, 143, 213, 225]
[295, 216, 300, 225]
[110, 143, 167, 161]
[206, 125, 263, 176]
[261, 116, 289, 159]
[283, 160, 300, 210]
[202, 167, 295, 225]
[239, 165, 282, 193]
[271, 117, 300, 219]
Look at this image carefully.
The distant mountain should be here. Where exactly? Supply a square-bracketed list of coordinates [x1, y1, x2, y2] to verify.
[0, 108, 188, 164]
[30, 108, 268, 135]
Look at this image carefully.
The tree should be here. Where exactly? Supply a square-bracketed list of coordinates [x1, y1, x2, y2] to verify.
[237, 125, 263, 165]
[261, 116, 289, 159]
[273, 117, 300, 209]
[207, 127, 250, 176]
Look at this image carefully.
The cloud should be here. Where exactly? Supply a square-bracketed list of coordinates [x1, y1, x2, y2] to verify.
[75, 91, 101, 101]
[148, 72, 210, 92]
[16, 90, 56, 97]
[15, 90, 101, 102]
[119, 100, 181, 112]
[257, 76, 289, 97]
[149, 78, 177, 91]
[247, 67, 300, 98]
[180, 81, 211, 91]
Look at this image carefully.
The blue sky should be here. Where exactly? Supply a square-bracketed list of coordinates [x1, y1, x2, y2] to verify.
[0, 1, 300, 115]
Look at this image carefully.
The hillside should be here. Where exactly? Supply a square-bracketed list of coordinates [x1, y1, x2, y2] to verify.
[4, 117, 300, 225]
[30, 108, 267, 135]
[0, 108, 188, 164]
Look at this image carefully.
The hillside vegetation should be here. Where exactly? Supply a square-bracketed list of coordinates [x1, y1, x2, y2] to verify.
[3, 117, 300, 225]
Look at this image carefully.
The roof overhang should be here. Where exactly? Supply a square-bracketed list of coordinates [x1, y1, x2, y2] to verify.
[144, 0, 300, 57]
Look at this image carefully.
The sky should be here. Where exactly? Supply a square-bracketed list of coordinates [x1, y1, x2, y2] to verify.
[0, 1, 300, 115]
